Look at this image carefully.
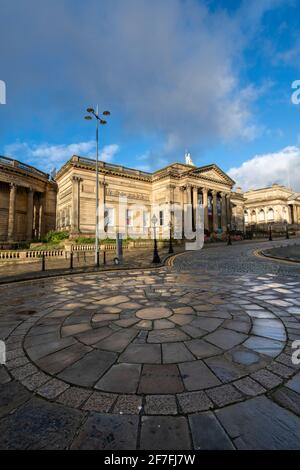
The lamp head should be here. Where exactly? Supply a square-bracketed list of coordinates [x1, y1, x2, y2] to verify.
[86, 107, 94, 113]
[100, 119, 107, 125]
[84, 115, 92, 120]
[103, 111, 110, 116]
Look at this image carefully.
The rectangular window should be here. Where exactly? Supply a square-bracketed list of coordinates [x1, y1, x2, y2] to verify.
[105, 207, 115, 226]
[159, 210, 164, 226]
[143, 211, 150, 227]
[126, 209, 133, 226]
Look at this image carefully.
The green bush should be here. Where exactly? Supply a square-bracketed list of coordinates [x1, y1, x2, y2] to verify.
[75, 237, 96, 244]
[43, 230, 69, 244]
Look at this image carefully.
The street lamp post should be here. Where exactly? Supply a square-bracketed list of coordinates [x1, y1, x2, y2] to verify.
[285, 221, 289, 239]
[269, 224, 273, 241]
[84, 107, 110, 267]
[151, 214, 161, 264]
[227, 224, 232, 246]
[168, 220, 174, 254]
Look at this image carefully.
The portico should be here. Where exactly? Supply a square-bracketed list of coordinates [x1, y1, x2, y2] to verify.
[0, 156, 57, 243]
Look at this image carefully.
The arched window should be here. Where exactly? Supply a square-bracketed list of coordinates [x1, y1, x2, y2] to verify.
[259, 209, 265, 222]
[267, 208, 274, 221]
[251, 210, 256, 223]
[244, 211, 249, 224]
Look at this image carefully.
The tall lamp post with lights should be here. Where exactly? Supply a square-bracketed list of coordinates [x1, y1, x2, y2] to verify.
[84, 106, 110, 267]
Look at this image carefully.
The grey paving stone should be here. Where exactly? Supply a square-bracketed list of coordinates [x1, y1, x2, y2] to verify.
[205, 329, 247, 350]
[11, 363, 38, 380]
[205, 356, 245, 383]
[162, 342, 194, 363]
[286, 372, 300, 393]
[189, 411, 234, 450]
[82, 391, 117, 412]
[36, 343, 91, 375]
[145, 395, 178, 415]
[0, 381, 31, 418]
[272, 386, 300, 417]
[179, 360, 221, 391]
[267, 361, 295, 378]
[207, 384, 243, 407]
[0, 366, 11, 384]
[71, 413, 138, 450]
[184, 339, 221, 358]
[58, 349, 117, 387]
[118, 343, 161, 364]
[251, 369, 283, 389]
[94, 328, 138, 352]
[140, 416, 191, 450]
[37, 378, 69, 399]
[21, 371, 51, 391]
[177, 391, 213, 413]
[95, 363, 141, 394]
[252, 318, 286, 342]
[230, 348, 260, 365]
[138, 364, 184, 394]
[243, 336, 284, 358]
[233, 377, 266, 396]
[147, 328, 189, 343]
[75, 327, 113, 345]
[113, 395, 143, 415]
[180, 324, 207, 338]
[56, 387, 92, 408]
[0, 397, 84, 449]
[216, 396, 300, 449]
[191, 317, 224, 332]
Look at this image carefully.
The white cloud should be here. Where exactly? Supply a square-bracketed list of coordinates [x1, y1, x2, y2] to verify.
[4, 141, 119, 173]
[228, 146, 300, 192]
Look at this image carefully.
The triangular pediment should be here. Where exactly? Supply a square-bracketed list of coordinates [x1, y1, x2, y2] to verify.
[188, 164, 235, 186]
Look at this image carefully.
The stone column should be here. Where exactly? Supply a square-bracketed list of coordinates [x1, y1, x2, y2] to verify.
[26, 188, 34, 241]
[180, 186, 185, 238]
[226, 194, 232, 229]
[212, 190, 218, 231]
[221, 192, 227, 232]
[202, 188, 209, 231]
[293, 205, 298, 225]
[192, 186, 198, 230]
[7, 183, 17, 242]
[71, 176, 81, 234]
[38, 193, 46, 239]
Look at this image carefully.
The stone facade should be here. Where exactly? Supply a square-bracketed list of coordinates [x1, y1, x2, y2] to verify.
[55, 156, 235, 238]
[242, 184, 300, 228]
[0, 156, 57, 243]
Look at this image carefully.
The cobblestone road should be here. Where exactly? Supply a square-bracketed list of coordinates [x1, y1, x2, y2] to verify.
[0, 239, 300, 449]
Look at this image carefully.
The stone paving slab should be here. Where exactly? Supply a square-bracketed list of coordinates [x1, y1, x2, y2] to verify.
[0, 240, 300, 449]
[216, 396, 300, 449]
[71, 413, 139, 450]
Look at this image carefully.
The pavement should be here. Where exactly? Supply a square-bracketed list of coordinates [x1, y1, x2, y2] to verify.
[0, 238, 300, 450]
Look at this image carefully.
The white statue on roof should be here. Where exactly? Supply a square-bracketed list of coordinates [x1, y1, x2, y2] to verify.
[185, 151, 195, 166]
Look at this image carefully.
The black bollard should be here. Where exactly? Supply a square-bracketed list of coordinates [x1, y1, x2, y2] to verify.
[70, 252, 73, 269]
[41, 252, 46, 271]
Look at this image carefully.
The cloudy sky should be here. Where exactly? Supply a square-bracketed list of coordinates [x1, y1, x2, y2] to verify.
[0, 0, 300, 190]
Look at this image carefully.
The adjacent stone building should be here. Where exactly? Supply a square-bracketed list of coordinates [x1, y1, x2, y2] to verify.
[0, 156, 57, 243]
[55, 155, 235, 238]
[243, 184, 300, 227]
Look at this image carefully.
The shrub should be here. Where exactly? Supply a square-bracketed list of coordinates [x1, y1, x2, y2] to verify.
[43, 230, 69, 244]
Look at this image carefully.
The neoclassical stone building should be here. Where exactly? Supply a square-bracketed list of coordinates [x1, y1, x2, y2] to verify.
[55, 155, 235, 238]
[0, 156, 57, 243]
[243, 184, 300, 227]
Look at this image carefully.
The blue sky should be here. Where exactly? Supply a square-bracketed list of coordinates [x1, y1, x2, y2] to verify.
[0, 0, 300, 190]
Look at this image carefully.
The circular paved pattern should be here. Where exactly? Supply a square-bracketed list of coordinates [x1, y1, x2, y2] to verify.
[2, 247, 300, 417]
